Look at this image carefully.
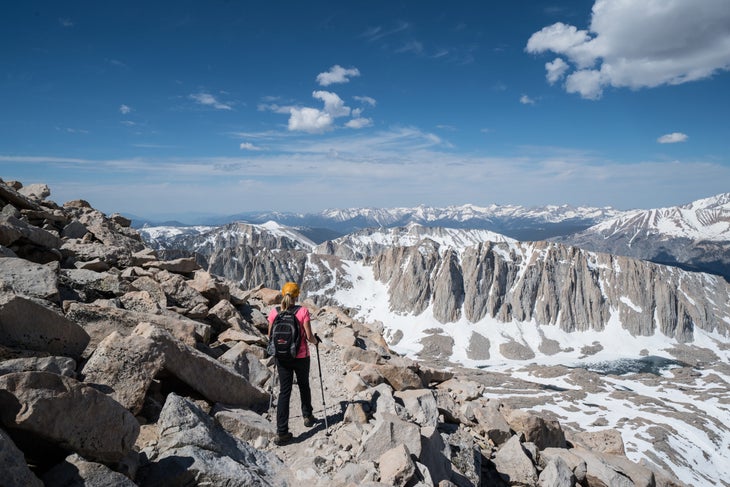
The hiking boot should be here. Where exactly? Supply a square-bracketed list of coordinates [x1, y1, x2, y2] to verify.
[274, 432, 293, 445]
[303, 415, 316, 427]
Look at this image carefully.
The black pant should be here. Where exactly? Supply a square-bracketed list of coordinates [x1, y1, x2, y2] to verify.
[276, 356, 313, 435]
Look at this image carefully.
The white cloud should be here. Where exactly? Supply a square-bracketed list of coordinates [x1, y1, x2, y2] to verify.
[287, 91, 355, 133]
[316, 65, 360, 86]
[59, 18, 74, 27]
[288, 107, 333, 133]
[545, 58, 569, 84]
[240, 142, 264, 150]
[119, 104, 132, 114]
[189, 92, 232, 110]
[313, 90, 351, 118]
[657, 132, 688, 144]
[345, 117, 373, 129]
[354, 95, 377, 106]
[520, 95, 536, 105]
[526, 0, 730, 99]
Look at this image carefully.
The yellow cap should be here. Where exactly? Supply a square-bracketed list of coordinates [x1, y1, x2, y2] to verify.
[281, 281, 300, 298]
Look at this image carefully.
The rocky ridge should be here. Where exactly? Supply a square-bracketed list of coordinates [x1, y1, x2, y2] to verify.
[0, 178, 694, 485]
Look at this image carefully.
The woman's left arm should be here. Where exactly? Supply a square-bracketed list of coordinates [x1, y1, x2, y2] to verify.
[302, 319, 317, 344]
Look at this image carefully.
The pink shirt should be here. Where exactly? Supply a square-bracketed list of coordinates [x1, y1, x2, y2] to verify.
[267, 306, 311, 358]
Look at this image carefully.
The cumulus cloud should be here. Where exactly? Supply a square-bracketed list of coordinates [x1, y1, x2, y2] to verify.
[316, 65, 360, 86]
[526, 0, 730, 99]
[312, 90, 351, 118]
[287, 91, 357, 133]
[288, 107, 333, 133]
[545, 58, 569, 84]
[658, 132, 688, 144]
[189, 92, 232, 110]
[345, 117, 373, 129]
[119, 104, 132, 114]
[520, 95, 536, 105]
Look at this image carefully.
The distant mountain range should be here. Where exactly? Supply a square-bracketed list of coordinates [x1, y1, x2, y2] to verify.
[138, 193, 730, 281]
[133, 203, 624, 242]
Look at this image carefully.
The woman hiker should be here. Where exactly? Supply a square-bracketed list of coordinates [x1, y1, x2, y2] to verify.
[267, 281, 318, 445]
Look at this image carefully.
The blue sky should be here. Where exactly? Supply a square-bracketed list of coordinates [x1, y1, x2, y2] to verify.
[2, 1, 729, 220]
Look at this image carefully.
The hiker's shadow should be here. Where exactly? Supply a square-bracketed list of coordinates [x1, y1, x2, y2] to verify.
[294, 400, 347, 442]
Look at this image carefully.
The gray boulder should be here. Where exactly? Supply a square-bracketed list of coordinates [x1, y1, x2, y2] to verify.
[0, 356, 76, 378]
[133, 323, 269, 408]
[138, 393, 285, 487]
[0, 258, 59, 301]
[0, 294, 89, 359]
[493, 435, 538, 486]
[42, 453, 137, 487]
[81, 331, 164, 414]
[0, 371, 139, 463]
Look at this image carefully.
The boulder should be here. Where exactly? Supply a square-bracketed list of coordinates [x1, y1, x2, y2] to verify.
[0, 213, 61, 250]
[540, 448, 587, 484]
[358, 412, 422, 461]
[473, 401, 512, 446]
[378, 444, 416, 487]
[0, 294, 90, 359]
[64, 302, 205, 352]
[81, 331, 164, 414]
[505, 408, 566, 450]
[144, 257, 200, 274]
[539, 455, 575, 487]
[213, 405, 277, 443]
[394, 388, 440, 427]
[0, 371, 139, 464]
[570, 449, 637, 487]
[137, 393, 285, 486]
[492, 435, 538, 486]
[133, 323, 269, 408]
[375, 363, 424, 391]
[155, 270, 209, 313]
[17, 183, 50, 200]
[189, 270, 230, 303]
[61, 220, 88, 239]
[0, 257, 59, 301]
[42, 453, 137, 487]
[0, 356, 76, 378]
[571, 429, 626, 455]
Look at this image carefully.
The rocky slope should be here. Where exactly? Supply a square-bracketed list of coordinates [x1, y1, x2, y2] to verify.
[0, 178, 701, 486]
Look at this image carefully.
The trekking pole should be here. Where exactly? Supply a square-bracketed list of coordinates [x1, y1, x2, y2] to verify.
[314, 334, 329, 433]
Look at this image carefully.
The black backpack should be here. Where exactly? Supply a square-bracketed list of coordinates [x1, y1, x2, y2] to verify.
[269, 305, 301, 359]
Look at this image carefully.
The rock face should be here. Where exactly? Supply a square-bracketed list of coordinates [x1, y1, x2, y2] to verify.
[0, 178, 704, 486]
[368, 239, 730, 341]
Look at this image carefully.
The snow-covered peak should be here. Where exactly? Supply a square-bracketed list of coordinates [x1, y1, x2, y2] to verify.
[591, 193, 730, 241]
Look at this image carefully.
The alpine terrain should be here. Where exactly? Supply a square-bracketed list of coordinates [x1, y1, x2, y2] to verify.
[0, 179, 727, 486]
[140, 193, 730, 486]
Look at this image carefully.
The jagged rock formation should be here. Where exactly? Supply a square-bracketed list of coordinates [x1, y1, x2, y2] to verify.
[368, 239, 730, 341]
[0, 179, 699, 485]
